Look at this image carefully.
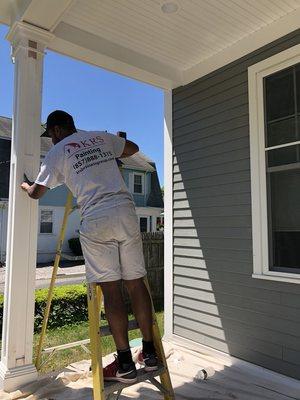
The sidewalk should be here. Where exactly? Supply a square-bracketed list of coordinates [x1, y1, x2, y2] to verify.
[0, 262, 86, 293]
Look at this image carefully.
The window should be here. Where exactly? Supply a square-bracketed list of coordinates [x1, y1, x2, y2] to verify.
[265, 65, 300, 272]
[139, 217, 148, 232]
[40, 210, 53, 234]
[133, 173, 144, 194]
[249, 44, 300, 283]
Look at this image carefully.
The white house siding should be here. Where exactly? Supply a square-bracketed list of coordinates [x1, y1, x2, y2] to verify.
[172, 29, 300, 379]
[0, 202, 161, 264]
[37, 206, 80, 263]
[0, 203, 80, 264]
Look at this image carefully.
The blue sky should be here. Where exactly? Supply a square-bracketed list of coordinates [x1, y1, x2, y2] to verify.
[0, 25, 164, 184]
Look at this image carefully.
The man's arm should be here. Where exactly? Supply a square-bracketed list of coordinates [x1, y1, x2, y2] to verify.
[120, 139, 139, 158]
[21, 182, 48, 199]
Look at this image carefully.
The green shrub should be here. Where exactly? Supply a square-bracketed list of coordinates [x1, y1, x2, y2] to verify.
[34, 284, 88, 332]
[0, 283, 163, 339]
[68, 237, 83, 256]
[0, 284, 88, 336]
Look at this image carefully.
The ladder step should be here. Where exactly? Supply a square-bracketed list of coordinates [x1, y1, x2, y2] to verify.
[104, 365, 165, 396]
[43, 338, 90, 353]
[100, 319, 138, 337]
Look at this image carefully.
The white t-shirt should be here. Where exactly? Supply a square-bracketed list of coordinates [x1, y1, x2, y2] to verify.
[35, 131, 134, 218]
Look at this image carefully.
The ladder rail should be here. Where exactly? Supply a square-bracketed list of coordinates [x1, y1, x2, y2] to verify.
[144, 277, 175, 400]
[88, 283, 105, 400]
[35, 191, 74, 371]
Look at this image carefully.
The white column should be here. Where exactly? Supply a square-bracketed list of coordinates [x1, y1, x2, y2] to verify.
[163, 90, 173, 339]
[0, 22, 53, 392]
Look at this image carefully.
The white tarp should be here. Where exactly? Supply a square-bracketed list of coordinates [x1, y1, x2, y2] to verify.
[1, 342, 299, 400]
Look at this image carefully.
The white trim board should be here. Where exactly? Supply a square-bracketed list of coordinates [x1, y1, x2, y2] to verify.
[135, 207, 162, 216]
[163, 90, 173, 337]
[50, 22, 181, 90]
[248, 44, 300, 284]
[166, 334, 300, 398]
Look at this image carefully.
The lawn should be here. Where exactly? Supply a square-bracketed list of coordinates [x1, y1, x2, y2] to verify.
[34, 312, 164, 373]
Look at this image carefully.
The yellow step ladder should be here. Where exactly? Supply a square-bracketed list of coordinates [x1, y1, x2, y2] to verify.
[35, 191, 174, 400]
[88, 279, 174, 400]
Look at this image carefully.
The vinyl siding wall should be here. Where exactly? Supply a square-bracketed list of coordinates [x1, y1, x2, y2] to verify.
[172, 29, 300, 379]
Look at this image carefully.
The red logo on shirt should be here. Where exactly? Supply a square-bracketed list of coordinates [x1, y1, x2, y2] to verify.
[64, 142, 81, 156]
[64, 136, 105, 157]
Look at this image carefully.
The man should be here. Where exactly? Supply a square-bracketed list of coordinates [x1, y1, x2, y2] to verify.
[21, 110, 158, 383]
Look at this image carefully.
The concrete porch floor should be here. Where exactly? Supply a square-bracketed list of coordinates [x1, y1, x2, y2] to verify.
[1, 341, 299, 400]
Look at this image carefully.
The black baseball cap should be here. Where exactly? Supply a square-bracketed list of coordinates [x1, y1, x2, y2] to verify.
[41, 110, 76, 137]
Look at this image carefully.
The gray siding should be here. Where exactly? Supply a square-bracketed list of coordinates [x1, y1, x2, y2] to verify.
[172, 29, 300, 379]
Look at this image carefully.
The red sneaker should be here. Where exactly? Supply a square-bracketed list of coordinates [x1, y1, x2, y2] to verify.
[103, 355, 137, 383]
[137, 351, 159, 372]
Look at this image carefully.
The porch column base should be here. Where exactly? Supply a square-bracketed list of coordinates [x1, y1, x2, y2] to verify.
[0, 362, 37, 392]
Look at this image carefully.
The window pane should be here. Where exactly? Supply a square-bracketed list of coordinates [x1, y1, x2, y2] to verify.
[134, 184, 142, 193]
[133, 175, 143, 193]
[40, 222, 53, 234]
[266, 117, 296, 147]
[40, 210, 53, 233]
[134, 175, 142, 184]
[265, 68, 294, 121]
[0, 138, 11, 199]
[41, 210, 52, 222]
[140, 217, 148, 232]
[268, 169, 300, 269]
[267, 145, 299, 168]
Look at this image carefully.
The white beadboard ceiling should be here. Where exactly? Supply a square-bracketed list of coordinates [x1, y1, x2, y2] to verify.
[62, 0, 300, 71]
[1, 0, 300, 88]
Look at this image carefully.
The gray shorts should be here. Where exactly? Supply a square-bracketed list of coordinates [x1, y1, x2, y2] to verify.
[79, 203, 146, 283]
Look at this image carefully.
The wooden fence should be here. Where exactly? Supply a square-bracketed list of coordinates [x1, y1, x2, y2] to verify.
[122, 232, 164, 311]
[142, 232, 164, 309]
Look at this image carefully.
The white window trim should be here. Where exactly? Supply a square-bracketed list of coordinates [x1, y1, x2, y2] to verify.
[39, 208, 54, 235]
[132, 172, 145, 195]
[248, 44, 300, 284]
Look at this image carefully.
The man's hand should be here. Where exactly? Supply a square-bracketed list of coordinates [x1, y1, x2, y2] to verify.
[21, 182, 30, 192]
[20, 182, 48, 199]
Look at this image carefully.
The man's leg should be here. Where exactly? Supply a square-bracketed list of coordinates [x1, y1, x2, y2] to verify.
[99, 280, 129, 350]
[99, 280, 137, 382]
[125, 278, 158, 371]
[124, 278, 153, 341]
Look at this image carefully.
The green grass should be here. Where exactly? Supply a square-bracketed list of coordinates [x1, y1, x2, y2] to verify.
[34, 312, 164, 373]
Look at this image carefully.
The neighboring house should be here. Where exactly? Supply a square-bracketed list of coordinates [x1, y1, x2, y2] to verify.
[0, 116, 163, 263]
[118, 152, 164, 232]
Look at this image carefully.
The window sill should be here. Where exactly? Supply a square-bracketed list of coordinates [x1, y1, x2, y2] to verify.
[252, 272, 300, 284]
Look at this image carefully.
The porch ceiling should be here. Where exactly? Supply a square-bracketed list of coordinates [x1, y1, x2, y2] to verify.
[1, 0, 300, 88]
